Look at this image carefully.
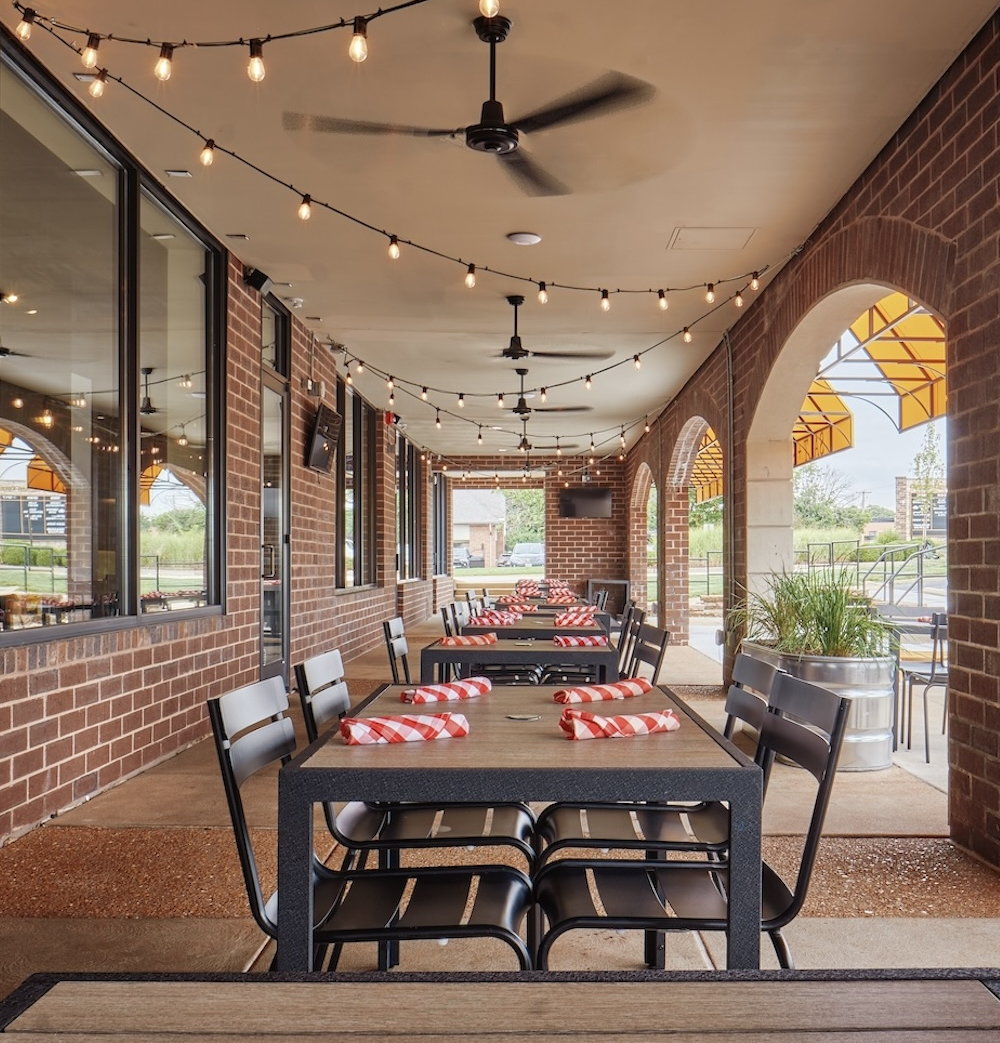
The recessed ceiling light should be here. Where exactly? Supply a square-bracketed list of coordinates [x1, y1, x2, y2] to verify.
[151, 233, 175, 240]
[26, 309, 38, 315]
[165, 169, 193, 178]
[72, 169, 103, 178]
[73, 72, 97, 83]
[306, 316, 322, 321]
[190, 391, 207, 399]
[506, 231, 542, 246]
[226, 233, 250, 240]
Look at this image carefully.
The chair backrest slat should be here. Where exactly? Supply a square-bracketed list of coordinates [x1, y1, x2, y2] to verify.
[383, 616, 411, 684]
[626, 623, 670, 683]
[295, 650, 351, 743]
[722, 653, 778, 739]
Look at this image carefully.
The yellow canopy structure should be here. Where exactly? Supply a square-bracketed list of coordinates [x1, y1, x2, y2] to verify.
[691, 428, 723, 504]
[140, 463, 163, 506]
[26, 455, 66, 494]
[793, 379, 854, 466]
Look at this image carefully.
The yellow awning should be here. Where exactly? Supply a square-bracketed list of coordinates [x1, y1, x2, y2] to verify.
[848, 291, 946, 430]
[793, 378, 854, 466]
[140, 463, 163, 506]
[691, 427, 723, 503]
[26, 456, 66, 494]
[0, 427, 13, 452]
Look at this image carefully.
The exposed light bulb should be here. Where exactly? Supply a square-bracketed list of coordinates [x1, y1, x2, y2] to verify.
[39, 408, 54, 428]
[297, 194, 312, 220]
[0, 292, 19, 304]
[464, 264, 477, 288]
[706, 283, 715, 304]
[154, 43, 174, 81]
[556, 439, 562, 457]
[388, 391, 395, 407]
[478, 426, 483, 445]
[435, 410, 442, 430]
[589, 435, 595, 452]
[497, 392, 504, 408]
[386, 375, 394, 389]
[585, 375, 592, 390]
[356, 360, 365, 374]
[537, 281, 548, 304]
[479, 0, 501, 15]
[750, 272, 760, 291]
[177, 428, 189, 447]
[199, 139, 215, 166]
[540, 387, 547, 402]
[420, 386, 428, 400]
[683, 327, 693, 343]
[247, 39, 265, 82]
[15, 8, 35, 41]
[633, 354, 641, 370]
[388, 235, 400, 260]
[735, 290, 744, 308]
[11, 396, 24, 409]
[178, 373, 193, 388]
[458, 393, 465, 408]
[600, 289, 610, 312]
[345, 366, 353, 386]
[88, 69, 107, 98]
[644, 416, 650, 434]
[658, 289, 668, 311]
[81, 33, 101, 69]
[349, 17, 368, 62]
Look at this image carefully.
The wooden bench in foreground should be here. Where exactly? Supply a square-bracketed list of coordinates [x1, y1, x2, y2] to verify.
[2, 971, 1000, 1039]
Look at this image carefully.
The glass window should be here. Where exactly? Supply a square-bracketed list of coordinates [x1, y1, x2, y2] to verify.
[432, 471, 448, 575]
[336, 380, 375, 588]
[397, 434, 422, 579]
[0, 51, 220, 634]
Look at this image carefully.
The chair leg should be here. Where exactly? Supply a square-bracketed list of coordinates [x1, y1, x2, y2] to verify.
[922, 683, 931, 763]
[768, 929, 794, 969]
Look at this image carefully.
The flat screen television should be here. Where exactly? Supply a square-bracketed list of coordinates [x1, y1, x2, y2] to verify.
[305, 403, 342, 473]
[558, 486, 613, 518]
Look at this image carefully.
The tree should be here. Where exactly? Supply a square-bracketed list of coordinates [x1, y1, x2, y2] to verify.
[792, 462, 856, 528]
[502, 489, 544, 547]
[910, 421, 945, 540]
[689, 490, 723, 529]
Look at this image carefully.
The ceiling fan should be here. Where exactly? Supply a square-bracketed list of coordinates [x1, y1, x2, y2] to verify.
[283, 16, 655, 196]
[496, 295, 612, 364]
[509, 365, 589, 418]
[513, 413, 579, 454]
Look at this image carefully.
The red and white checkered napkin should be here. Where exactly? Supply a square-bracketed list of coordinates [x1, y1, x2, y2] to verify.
[340, 712, 470, 744]
[553, 677, 654, 703]
[553, 611, 596, 626]
[470, 611, 522, 626]
[507, 603, 537, 612]
[498, 593, 527, 603]
[439, 633, 498, 646]
[558, 707, 680, 740]
[546, 594, 577, 605]
[401, 676, 492, 703]
[552, 634, 609, 647]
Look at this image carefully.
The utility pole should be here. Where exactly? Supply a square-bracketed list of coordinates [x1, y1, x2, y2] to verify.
[859, 490, 871, 509]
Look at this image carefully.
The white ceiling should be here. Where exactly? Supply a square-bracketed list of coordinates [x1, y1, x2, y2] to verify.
[3, 0, 996, 461]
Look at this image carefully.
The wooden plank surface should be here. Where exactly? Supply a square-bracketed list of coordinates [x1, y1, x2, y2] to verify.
[8, 980, 1000, 1036]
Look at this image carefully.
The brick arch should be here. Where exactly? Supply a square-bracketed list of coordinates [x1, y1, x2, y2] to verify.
[744, 217, 954, 588]
[629, 461, 654, 618]
[668, 415, 713, 490]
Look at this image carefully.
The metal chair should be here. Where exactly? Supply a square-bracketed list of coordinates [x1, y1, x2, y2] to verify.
[209, 674, 533, 971]
[532, 653, 779, 871]
[625, 622, 671, 683]
[533, 670, 852, 970]
[899, 612, 948, 762]
[295, 648, 536, 865]
[451, 602, 543, 685]
[382, 616, 411, 684]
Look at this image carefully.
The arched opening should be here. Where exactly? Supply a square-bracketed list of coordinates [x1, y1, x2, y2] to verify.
[629, 462, 654, 621]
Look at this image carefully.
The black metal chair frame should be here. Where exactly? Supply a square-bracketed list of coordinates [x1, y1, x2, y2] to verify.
[532, 670, 851, 971]
[383, 616, 411, 684]
[898, 612, 948, 763]
[625, 622, 671, 683]
[209, 674, 533, 972]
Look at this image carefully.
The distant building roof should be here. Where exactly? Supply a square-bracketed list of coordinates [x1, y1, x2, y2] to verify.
[453, 489, 506, 525]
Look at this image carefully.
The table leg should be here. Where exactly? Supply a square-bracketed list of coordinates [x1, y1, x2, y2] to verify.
[276, 772, 315, 971]
[726, 772, 762, 969]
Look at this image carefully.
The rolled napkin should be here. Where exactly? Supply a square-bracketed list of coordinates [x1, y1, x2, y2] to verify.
[401, 676, 493, 703]
[439, 633, 498, 646]
[469, 611, 522, 626]
[553, 611, 597, 626]
[507, 603, 537, 612]
[553, 634, 609, 647]
[546, 595, 577, 605]
[340, 712, 470, 744]
[558, 707, 680, 740]
[553, 677, 654, 703]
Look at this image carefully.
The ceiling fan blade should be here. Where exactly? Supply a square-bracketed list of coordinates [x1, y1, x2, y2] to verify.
[534, 444, 581, 451]
[533, 405, 593, 414]
[511, 72, 655, 135]
[528, 349, 615, 361]
[497, 149, 570, 197]
[283, 111, 462, 138]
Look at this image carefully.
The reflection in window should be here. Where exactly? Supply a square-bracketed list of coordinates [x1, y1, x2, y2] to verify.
[336, 381, 375, 588]
[397, 435, 422, 579]
[138, 193, 210, 612]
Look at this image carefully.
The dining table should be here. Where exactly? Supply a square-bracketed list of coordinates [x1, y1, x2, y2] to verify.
[420, 636, 620, 683]
[461, 615, 610, 642]
[275, 682, 763, 972]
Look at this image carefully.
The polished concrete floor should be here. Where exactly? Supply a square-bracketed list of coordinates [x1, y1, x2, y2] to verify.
[0, 618, 995, 997]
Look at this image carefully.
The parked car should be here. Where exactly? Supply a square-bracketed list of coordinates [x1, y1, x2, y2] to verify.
[453, 548, 471, 568]
[508, 542, 545, 567]
[497, 551, 512, 567]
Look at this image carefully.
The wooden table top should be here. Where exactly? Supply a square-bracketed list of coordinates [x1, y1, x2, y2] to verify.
[5, 974, 1000, 1038]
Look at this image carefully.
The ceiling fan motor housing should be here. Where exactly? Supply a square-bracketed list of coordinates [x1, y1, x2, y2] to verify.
[466, 100, 518, 153]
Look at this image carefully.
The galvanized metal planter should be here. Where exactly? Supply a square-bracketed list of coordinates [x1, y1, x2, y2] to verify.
[742, 641, 895, 772]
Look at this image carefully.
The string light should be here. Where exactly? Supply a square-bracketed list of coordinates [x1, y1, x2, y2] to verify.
[683, 327, 693, 343]
[479, 0, 501, 15]
[658, 289, 668, 310]
[585, 374, 592, 390]
[620, 427, 626, 447]
[750, 272, 760, 291]
[633, 354, 641, 370]
[464, 264, 477, 288]
[537, 281, 548, 304]
[154, 43, 173, 81]
[386, 375, 394, 390]
[177, 426, 189, 447]
[435, 409, 442, 430]
[589, 434, 595, 452]
[247, 39, 265, 82]
[497, 392, 504, 408]
[297, 194, 312, 220]
[178, 373, 193, 388]
[39, 408, 54, 428]
[706, 283, 715, 304]
[355, 360, 365, 374]
[734, 290, 744, 308]
[388, 389, 395, 407]
[349, 17, 368, 63]
[81, 33, 101, 69]
[388, 235, 400, 260]
[15, 8, 35, 40]
[600, 289, 610, 312]
[199, 139, 215, 166]
[457, 393, 465, 408]
[555, 437, 562, 456]
[644, 416, 650, 434]
[345, 364, 353, 386]
[88, 69, 108, 98]
[477, 426, 483, 445]
[420, 386, 428, 400]
[540, 387, 547, 402]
